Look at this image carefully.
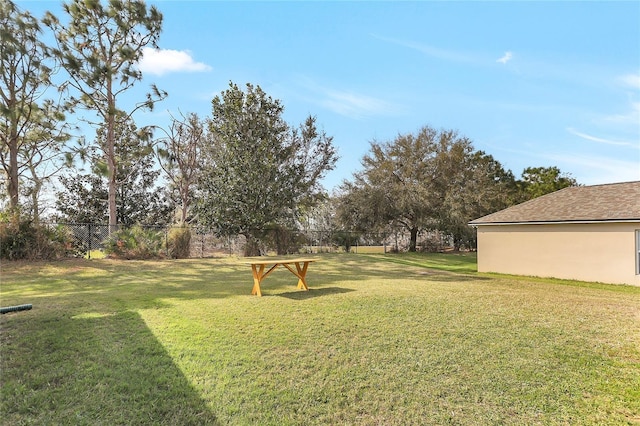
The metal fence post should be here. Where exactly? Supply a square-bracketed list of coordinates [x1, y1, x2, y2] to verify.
[87, 223, 92, 259]
[165, 228, 169, 257]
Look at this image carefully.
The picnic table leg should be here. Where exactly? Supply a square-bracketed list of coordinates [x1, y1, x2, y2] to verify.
[251, 264, 265, 296]
[282, 261, 310, 291]
[295, 261, 310, 290]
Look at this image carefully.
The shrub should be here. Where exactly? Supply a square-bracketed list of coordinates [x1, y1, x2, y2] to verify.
[167, 226, 191, 259]
[332, 231, 357, 253]
[103, 225, 165, 260]
[0, 217, 73, 260]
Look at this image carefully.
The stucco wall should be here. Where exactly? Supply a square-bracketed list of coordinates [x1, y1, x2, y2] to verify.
[476, 222, 640, 286]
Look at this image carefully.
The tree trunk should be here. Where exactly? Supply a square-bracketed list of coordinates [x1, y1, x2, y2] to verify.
[29, 168, 43, 225]
[453, 236, 462, 252]
[244, 234, 261, 256]
[106, 99, 117, 228]
[8, 129, 20, 212]
[180, 182, 189, 223]
[409, 227, 418, 252]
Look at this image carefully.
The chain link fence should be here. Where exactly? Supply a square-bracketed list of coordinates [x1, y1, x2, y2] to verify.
[30, 223, 455, 259]
[53, 223, 238, 258]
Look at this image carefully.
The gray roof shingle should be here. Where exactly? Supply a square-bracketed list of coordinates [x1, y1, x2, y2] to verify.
[470, 181, 640, 225]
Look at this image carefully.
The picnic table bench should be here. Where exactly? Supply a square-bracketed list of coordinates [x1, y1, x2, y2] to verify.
[245, 258, 316, 296]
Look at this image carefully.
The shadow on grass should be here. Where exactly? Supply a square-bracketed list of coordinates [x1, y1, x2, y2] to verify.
[277, 287, 355, 300]
[419, 272, 493, 282]
[0, 255, 490, 313]
[0, 310, 219, 425]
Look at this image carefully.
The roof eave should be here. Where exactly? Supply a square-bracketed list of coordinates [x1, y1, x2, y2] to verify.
[469, 218, 640, 226]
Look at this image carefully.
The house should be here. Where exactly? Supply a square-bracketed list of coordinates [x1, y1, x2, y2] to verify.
[469, 181, 640, 286]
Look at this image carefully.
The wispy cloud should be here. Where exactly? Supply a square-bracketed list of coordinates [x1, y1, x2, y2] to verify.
[295, 76, 401, 119]
[566, 127, 636, 147]
[490, 144, 639, 185]
[321, 89, 396, 119]
[371, 34, 476, 63]
[619, 73, 640, 89]
[138, 48, 212, 76]
[496, 51, 513, 64]
[548, 153, 640, 185]
[602, 101, 640, 125]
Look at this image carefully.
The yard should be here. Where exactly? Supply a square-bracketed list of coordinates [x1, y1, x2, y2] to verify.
[1, 253, 639, 425]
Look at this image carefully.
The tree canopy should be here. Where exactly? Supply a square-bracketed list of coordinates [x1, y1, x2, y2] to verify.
[56, 119, 171, 226]
[1, 0, 68, 215]
[195, 82, 337, 255]
[336, 126, 518, 251]
[154, 112, 205, 225]
[518, 166, 579, 200]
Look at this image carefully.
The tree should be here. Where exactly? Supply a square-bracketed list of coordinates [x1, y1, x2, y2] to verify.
[438, 150, 517, 249]
[154, 112, 204, 224]
[56, 119, 172, 226]
[55, 173, 108, 223]
[196, 82, 337, 255]
[518, 166, 579, 200]
[1, 0, 67, 214]
[336, 126, 516, 251]
[19, 101, 72, 223]
[338, 127, 461, 251]
[44, 0, 166, 227]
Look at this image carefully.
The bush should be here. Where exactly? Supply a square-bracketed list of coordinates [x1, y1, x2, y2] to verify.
[167, 226, 191, 259]
[103, 225, 165, 260]
[0, 217, 73, 260]
[332, 231, 358, 253]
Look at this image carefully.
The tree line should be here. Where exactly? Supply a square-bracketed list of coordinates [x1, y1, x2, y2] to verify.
[1, 0, 577, 257]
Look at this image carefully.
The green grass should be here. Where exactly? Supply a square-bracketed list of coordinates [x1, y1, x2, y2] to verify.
[372, 251, 478, 273]
[1, 253, 639, 425]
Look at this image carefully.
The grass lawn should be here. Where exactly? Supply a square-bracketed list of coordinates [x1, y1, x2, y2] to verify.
[1, 253, 639, 425]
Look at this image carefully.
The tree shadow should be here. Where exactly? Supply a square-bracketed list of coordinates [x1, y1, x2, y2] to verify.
[0, 309, 219, 425]
[0, 255, 490, 312]
[276, 287, 355, 300]
[415, 270, 493, 282]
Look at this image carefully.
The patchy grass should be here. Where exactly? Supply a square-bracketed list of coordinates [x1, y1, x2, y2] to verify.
[372, 251, 478, 273]
[1, 254, 639, 425]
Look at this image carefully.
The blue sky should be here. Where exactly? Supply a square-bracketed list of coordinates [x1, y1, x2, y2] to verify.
[19, 1, 640, 191]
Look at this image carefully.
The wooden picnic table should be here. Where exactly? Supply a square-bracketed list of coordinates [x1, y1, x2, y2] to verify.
[245, 258, 316, 296]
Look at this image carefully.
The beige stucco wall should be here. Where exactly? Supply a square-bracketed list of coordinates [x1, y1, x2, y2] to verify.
[476, 222, 640, 286]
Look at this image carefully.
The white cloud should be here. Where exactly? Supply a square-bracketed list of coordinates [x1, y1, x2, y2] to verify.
[566, 127, 635, 147]
[496, 51, 513, 64]
[138, 47, 212, 76]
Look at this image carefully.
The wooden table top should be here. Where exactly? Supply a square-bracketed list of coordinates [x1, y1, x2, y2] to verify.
[244, 258, 317, 265]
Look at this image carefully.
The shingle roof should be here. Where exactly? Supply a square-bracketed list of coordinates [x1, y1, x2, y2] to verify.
[469, 181, 640, 225]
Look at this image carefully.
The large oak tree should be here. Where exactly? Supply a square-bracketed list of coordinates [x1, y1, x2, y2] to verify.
[336, 126, 517, 251]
